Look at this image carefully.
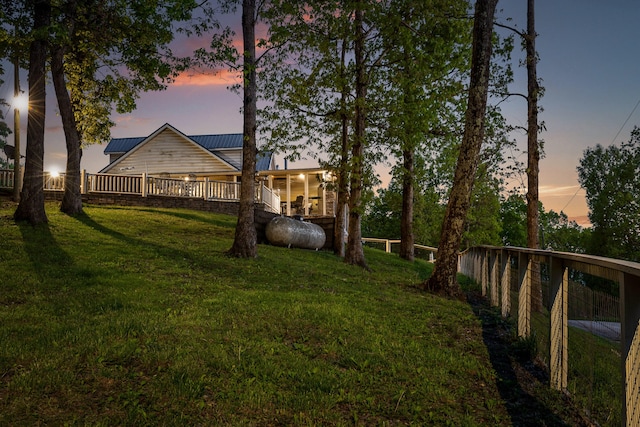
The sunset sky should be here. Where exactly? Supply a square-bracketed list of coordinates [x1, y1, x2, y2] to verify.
[2, 1, 639, 226]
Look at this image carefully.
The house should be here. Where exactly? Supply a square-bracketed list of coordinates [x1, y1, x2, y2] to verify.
[100, 123, 336, 217]
[100, 123, 273, 180]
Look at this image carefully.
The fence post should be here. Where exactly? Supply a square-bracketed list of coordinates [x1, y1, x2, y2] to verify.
[490, 250, 500, 307]
[621, 271, 640, 426]
[518, 253, 531, 338]
[501, 251, 511, 318]
[549, 257, 568, 391]
[203, 178, 209, 200]
[481, 250, 488, 297]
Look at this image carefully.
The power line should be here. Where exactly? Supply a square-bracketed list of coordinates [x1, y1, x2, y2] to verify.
[560, 97, 640, 214]
[610, 98, 640, 145]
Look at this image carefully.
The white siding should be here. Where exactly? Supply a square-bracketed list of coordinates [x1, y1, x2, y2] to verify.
[104, 129, 237, 175]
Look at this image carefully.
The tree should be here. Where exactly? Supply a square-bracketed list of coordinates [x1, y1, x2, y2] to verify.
[362, 179, 444, 247]
[344, 1, 368, 268]
[228, 0, 259, 257]
[462, 169, 502, 248]
[378, 0, 471, 262]
[540, 208, 587, 253]
[499, 194, 528, 247]
[51, 44, 83, 214]
[258, 0, 385, 267]
[48, 0, 205, 215]
[424, 0, 499, 296]
[524, 0, 541, 253]
[577, 128, 640, 262]
[14, 0, 50, 225]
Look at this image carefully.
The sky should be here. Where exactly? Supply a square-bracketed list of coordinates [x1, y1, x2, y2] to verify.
[2, 1, 640, 226]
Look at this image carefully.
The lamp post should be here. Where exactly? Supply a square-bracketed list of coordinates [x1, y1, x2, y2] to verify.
[13, 58, 21, 202]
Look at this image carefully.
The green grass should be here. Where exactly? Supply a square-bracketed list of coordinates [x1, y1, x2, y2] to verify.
[0, 202, 580, 425]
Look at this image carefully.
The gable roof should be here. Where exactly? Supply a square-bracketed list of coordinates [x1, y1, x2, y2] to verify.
[102, 123, 272, 173]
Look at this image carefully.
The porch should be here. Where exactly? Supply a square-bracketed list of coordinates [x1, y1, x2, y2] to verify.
[0, 168, 337, 218]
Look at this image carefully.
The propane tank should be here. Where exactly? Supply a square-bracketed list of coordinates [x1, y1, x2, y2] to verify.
[265, 216, 326, 250]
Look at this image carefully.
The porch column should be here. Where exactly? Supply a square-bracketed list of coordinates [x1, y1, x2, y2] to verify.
[80, 169, 86, 194]
[286, 173, 291, 216]
[304, 173, 309, 216]
[141, 173, 147, 197]
[321, 174, 327, 215]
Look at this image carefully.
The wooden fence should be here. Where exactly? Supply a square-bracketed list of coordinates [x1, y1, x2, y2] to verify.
[460, 246, 640, 426]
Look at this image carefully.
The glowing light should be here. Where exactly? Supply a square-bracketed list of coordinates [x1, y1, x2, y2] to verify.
[13, 93, 28, 112]
[298, 173, 305, 180]
[49, 170, 60, 178]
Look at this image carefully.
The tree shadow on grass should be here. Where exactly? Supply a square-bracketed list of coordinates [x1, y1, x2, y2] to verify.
[71, 210, 225, 272]
[94, 205, 237, 230]
[466, 291, 591, 427]
[18, 222, 74, 284]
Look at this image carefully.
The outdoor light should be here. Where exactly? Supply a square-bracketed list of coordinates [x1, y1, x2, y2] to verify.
[49, 170, 60, 178]
[13, 93, 28, 112]
[298, 173, 305, 180]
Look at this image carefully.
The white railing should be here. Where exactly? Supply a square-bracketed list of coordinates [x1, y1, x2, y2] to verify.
[259, 185, 281, 214]
[43, 172, 66, 191]
[207, 179, 240, 200]
[459, 246, 640, 426]
[361, 237, 438, 262]
[0, 170, 280, 214]
[87, 173, 142, 194]
[0, 169, 14, 188]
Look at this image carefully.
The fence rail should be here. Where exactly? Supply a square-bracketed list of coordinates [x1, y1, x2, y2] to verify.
[0, 170, 280, 214]
[460, 246, 640, 426]
[361, 237, 437, 262]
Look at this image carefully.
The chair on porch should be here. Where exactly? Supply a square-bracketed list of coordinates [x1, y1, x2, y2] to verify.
[293, 195, 304, 215]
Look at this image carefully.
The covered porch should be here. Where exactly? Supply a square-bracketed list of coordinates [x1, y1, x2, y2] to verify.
[261, 168, 337, 217]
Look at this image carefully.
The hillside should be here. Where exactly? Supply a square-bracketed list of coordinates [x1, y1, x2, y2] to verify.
[0, 201, 589, 425]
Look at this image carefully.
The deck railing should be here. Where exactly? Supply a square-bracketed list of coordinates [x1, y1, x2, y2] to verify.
[0, 169, 14, 188]
[460, 246, 640, 426]
[0, 170, 280, 214]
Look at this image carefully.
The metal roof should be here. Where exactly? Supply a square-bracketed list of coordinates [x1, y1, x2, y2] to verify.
[256, 152, 272, 172]
[104, 137, 145, 153]
[104, 134, 244, 154]
[191, 134, 243, 150]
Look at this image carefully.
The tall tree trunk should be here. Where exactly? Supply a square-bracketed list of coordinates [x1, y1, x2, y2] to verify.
[424, 0, 498, 295]
[334, 99, 350, 257]
[333, 38, 350, 257]
[51, 45, 83, 216]
[344, 3, 368, 269]
[525, 0, 543, 311]
[229, 0, 258, 258]
[14, 0, 50, 225]
[12, 51, 22, 203]
[399, 148, 415, 261]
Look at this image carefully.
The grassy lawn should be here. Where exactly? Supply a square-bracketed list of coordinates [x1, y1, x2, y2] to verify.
[0, 200, 586, 426]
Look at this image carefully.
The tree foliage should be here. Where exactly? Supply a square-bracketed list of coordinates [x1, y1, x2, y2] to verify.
[362, 178, 444, 247]
[500, 194, 588, 253]
[578, 128, 640, 261]
[1, 0, 208, 215]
